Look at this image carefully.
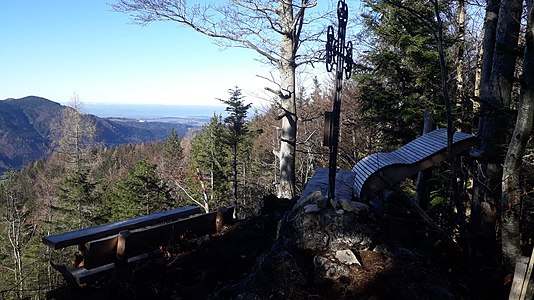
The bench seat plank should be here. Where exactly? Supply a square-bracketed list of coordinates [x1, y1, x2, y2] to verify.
[300, 168, 356, 202]
[74, 253, 150, 285]
[72, 263, 114, 285]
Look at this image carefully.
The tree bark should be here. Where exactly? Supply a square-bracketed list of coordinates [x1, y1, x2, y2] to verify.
[277, 0, 298, 199]
[491, 0, 522, 108]
[456, 0, 467, 121]
[469, 2, 501, 257]
[502, 1, 534, 272]
[471, 0, 521, 231]
[478, 0, 501, 103]
[470, 0, 522, 287]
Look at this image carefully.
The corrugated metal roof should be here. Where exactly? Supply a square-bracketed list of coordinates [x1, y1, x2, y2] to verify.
[352, 128, 478, 199]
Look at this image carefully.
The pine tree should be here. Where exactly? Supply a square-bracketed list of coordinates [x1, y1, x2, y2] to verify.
[52, 94, 100, 230]
[164, 128, 184, 163]
[104, 159, 173, 221]
[219, 87, 252, 215]
[357, 0, 451, 147]
[188, 115, 231, 209]
[57, 168, 99, 230]
[160, 128, 185, 179]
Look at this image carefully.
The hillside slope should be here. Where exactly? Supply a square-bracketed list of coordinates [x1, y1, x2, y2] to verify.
[0, 96, 193, 172]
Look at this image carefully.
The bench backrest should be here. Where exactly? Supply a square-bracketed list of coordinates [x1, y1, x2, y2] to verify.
[42, 205, 201, 250]
[352, 128, 478, 199]
[82, 207, 234, 269]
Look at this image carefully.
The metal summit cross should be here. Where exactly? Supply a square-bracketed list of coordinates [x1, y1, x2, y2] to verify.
[324, 0, 353, 203]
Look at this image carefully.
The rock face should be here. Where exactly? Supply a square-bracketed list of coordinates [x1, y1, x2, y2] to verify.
[225, 189, 457, 299]
[284, 193, 375, 253]
[226, 190, 380, 298]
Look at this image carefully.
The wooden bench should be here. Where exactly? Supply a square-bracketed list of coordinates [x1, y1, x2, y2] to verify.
[42, 205, 234, 289]
[352, 128, 478, 199]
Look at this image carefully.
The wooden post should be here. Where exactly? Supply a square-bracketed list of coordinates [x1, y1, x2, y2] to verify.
[73, 243, 87, 268]
[216, 208, 227, 234]
[116, 230, 130, 266]
[414, 111, 435, 210]
[520, 249, 534, 299]
[510, 256, 530, 300]
[114, 230, 131, 282]
[511, 247, 534, 300]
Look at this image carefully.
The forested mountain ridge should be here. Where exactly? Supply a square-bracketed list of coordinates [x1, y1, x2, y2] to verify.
[0, 96, 192, 172]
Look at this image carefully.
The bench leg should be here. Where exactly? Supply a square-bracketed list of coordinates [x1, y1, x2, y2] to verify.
[50, 262, 81, 291]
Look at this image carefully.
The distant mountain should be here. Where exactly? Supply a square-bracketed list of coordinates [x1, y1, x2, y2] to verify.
[0, 96, 194, 172]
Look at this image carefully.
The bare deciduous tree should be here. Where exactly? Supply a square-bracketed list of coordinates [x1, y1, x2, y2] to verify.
[53, 94, 97, 171]
[112, 0, 325, 199]
[1, 172, 35, 300]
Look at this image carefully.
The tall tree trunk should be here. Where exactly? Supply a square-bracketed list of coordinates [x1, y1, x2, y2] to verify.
[232, 142, 238, 216]
[478, 0, 501, 102]
[436, 0, 468, 244]
[502, 0, 534, 272]
[456, 0, 467, 122]
[491, 0, 522, 108]
[472, 0, 521, 237]
[474, 42, 483, 106]
[470, 0, 522, 290]
[277, 0, 297, 199]
[474, 0, 500, 108]
[6, 192, 24, 300]
[278, 65, 297, 199]
[470, 0, 500, 251]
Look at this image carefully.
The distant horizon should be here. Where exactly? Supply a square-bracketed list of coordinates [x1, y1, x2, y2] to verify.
[0, 1, 280, 107]
[82, 102, 225, 106]
[0, 1, 333, 107]
[2, 95, 268, 120]
[83, 103, 227, 119]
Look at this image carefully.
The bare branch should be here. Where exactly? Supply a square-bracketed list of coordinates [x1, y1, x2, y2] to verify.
[112, 0, 331, 198]
[172, 180, 209, 213]
[230, 0, 277, 14]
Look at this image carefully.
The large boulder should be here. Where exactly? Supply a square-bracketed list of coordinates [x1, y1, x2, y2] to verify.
[221, 191, 458, 300]
[224, 192, 380, 299]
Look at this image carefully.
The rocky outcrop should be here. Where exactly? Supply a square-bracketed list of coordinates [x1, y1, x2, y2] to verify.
[223, 190, 379, 298]
[223, 180, 458, 299]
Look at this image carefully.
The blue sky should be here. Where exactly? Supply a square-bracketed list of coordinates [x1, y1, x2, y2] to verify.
[0, 1, 276, 106]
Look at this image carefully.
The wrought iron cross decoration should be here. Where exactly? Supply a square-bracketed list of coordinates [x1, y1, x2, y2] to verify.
[325, 0, 353, 202]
